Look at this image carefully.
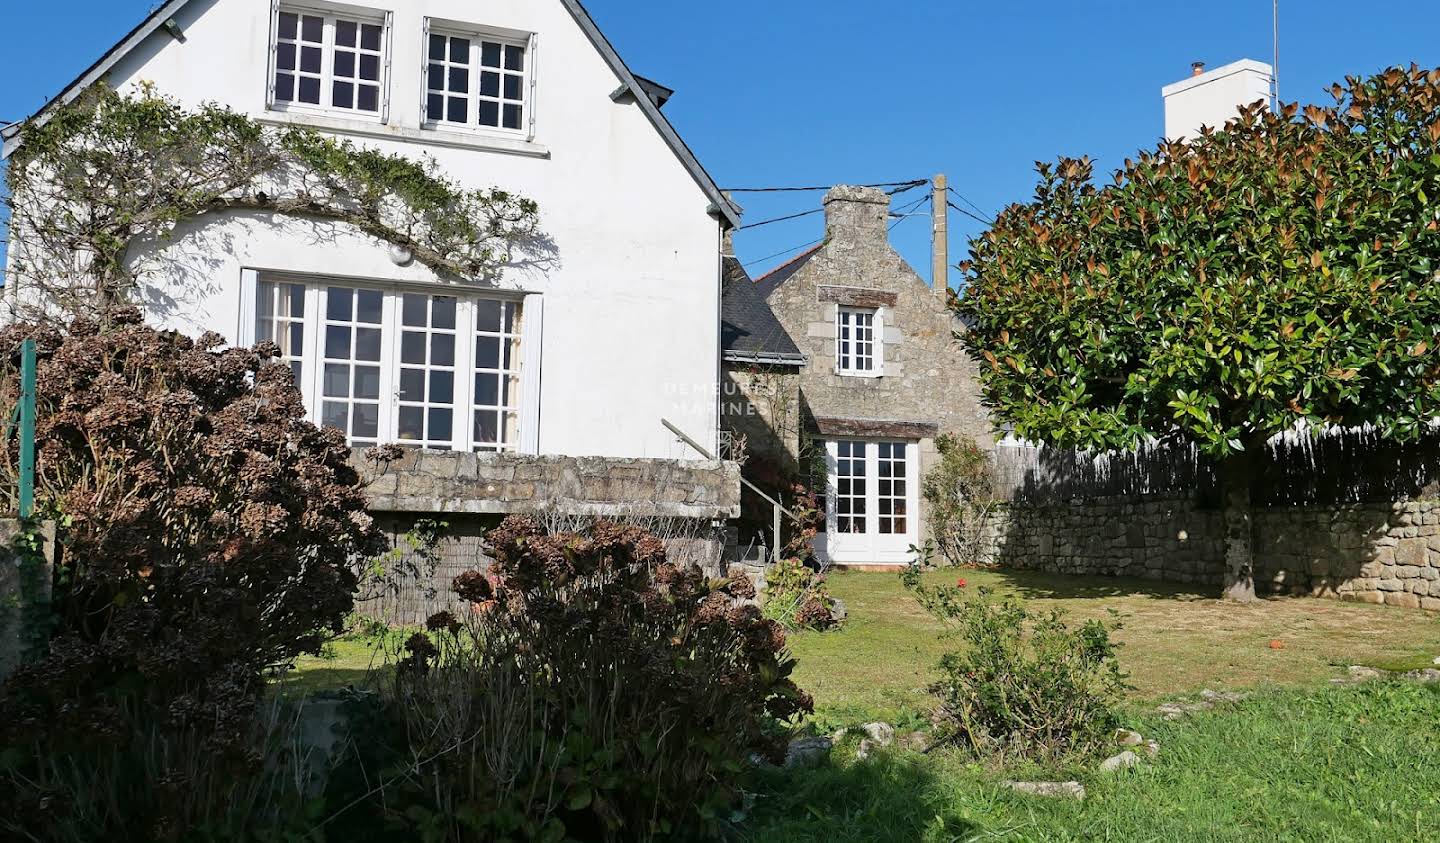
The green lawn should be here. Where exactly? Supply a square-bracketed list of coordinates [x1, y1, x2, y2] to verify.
[282, 569, 1440, 841]
[789, 568, 1440, 720]
[743, 680, 1440, 842]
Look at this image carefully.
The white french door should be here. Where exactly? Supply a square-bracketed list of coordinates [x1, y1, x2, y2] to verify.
[821, 439, 919, 565]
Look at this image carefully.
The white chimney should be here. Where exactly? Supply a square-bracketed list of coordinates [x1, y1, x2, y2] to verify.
[1162, 59, 1274, 141]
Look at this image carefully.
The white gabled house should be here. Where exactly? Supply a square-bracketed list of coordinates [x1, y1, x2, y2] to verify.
[2, 0, 739, 463]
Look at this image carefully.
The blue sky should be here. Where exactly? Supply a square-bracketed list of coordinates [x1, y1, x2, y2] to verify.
[4, 1, 1439, 287]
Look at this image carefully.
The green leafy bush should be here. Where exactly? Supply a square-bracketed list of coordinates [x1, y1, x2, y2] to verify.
[336, 516, 811, 841]
[902, 559, 1127, 759]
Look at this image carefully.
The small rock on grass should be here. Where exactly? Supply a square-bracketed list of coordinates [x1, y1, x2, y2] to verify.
[1404, 668, 1440, 683]
[855, 738, 876, 760]
[861, 722, 896, 746]
[1346, 665, 1385, 682]
[1100, 750, 1141, 773]
[899, 731, 930, 752]
[1003, 780, 1085, 800]
[1114, 728, 1143, 746]
[1141, 739, 1161, 758]
[784, 736, 832, 770]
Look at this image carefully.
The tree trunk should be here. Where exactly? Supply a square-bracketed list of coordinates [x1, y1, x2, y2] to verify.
[1220, 449, 1258, 602]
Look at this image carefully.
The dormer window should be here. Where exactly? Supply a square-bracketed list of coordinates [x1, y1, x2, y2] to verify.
[424, 23, 533, 135]
[269, 5, 391, 119]
[837, 306, 882, 376]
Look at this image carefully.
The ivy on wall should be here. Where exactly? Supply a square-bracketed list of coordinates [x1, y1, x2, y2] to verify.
[4, 84, 545, 322]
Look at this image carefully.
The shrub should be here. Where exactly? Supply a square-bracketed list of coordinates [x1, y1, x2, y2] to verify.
[921, 434, 1000, 568]
[902, 559, 1127, 759]
[340, 516, 810, 841]
[762, 558, 839, 631]
[0, 313, 386, 834]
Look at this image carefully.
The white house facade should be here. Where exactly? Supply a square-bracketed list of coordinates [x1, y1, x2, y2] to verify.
[2, 0, 740, 462]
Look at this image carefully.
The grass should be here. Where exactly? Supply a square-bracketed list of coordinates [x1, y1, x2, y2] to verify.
[280, 569, 1440, 841]
[788, 568, 1440, 719]
[742, 680, 1440, 842]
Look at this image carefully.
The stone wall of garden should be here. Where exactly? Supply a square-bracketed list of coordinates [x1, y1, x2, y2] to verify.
[354, 452, 741, 625]
[976, 498, 1440, 610]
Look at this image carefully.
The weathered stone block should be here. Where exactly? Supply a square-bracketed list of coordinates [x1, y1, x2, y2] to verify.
[1385, 592, 1422, 609]
[1396, 538, 1428, 566]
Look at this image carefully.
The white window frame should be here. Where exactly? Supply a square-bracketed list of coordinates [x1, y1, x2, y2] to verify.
[421, 18, 538, 141]
[239, 271, 540, 454]
[267, 0, 393, 123]
[836, 306, 883, 377]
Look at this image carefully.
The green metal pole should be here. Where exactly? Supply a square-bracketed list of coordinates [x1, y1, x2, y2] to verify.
[17, 339, 36, 520]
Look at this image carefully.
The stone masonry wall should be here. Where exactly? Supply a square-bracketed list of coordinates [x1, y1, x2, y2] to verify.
[354, 452, 740, 625]
[722, 366, 803, 472]
[974, 497, 1440, 609]
[360, 451, 741, 519]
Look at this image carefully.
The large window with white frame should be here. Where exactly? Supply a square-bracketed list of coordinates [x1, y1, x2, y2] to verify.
[269, 4, 390, 118]
[424, 22, 532, 134]
[836, 306, 881, 375]
[253, 278, 524, 452]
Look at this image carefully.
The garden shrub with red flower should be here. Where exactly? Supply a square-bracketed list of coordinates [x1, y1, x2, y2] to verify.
[0, 312, 386, 838]
[350, 515, 811, 841]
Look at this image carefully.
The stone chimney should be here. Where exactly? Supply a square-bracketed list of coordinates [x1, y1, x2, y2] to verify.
[1162, 58, 1273, 141]
[823, 185, 890, 245]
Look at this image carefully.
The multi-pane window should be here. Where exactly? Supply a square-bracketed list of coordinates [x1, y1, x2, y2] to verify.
[321, 286, 385, 446]
[397, 293, 458, 450]
[837, 307, 879, 374]
[255, 280, 307, 384]
[272, 8, 386, 115]
[473, 300, 523, 452]
[876, 443, 908, 535]
[834, 441, 867, 534]
[253, 279, 524, 452]
[426, 30, 528, 132]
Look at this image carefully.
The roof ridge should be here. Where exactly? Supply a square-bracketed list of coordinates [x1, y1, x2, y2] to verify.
[753, 243, 823, 284]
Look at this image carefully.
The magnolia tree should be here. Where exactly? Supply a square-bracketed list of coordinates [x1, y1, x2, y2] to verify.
[958, 65, 1440, 601]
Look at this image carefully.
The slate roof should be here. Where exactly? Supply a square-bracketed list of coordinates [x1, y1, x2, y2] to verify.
[753, 245, 822, 300]
[721, 256, 804, 365]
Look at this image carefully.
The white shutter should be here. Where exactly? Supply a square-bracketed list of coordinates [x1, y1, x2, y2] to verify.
[526, 32, 538, 142]
[265, 0, 281, 108]
[420, 17, 431, 125]
[519, 294, 544, 455]
[381, 10, 394, 124]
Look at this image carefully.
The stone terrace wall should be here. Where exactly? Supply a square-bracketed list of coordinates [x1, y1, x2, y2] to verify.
[976, 497, 1440, 609]
[360, 452, 741, 519]
[354, 453, 740, 625]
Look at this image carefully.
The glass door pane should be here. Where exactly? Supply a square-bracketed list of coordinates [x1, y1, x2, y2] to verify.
[396, 292, 459, 450]
[320, 286, 384, 445]
[835, 439, 868, 534]
[877, 442, 908, 534]
[473, 299, 522, 452]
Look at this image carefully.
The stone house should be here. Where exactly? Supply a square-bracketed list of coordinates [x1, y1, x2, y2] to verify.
[734, 185, 992, 566]
[2, 0, 742, 618]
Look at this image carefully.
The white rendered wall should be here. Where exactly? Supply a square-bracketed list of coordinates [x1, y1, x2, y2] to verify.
[1162, 59, 1274, 141]
[6, 0, 723, 460]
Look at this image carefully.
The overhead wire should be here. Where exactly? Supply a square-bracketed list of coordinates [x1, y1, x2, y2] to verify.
[736, 178, 928, 231]
[739, 179, 933, 267]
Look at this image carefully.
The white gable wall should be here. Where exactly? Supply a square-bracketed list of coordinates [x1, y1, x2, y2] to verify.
[14, 0, 722, 459]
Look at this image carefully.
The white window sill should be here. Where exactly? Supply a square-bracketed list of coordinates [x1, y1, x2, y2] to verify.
[258, 111, 551, 158]
[836, 370, 884, 379]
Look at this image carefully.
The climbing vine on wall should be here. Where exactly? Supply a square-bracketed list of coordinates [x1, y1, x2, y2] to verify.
[4, 84, 545, 322]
